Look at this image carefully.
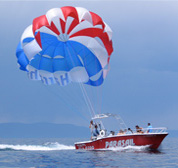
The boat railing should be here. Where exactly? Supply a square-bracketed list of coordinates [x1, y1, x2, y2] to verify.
[94, 127, 168, 140]
[106, 127, 168, 137]
[125, 127, 168, 134]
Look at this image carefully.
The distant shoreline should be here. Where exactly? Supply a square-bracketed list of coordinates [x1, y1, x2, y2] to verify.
[0, 123, 177, 138]
[0, 123, 89, 138]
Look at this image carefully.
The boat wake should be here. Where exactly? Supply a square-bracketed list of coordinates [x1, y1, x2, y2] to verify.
[0, 142, 75, 151]
[0, 143, 154, 153]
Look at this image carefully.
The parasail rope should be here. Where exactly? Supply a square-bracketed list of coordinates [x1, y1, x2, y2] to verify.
[79, 83, 96, 118]
[65, 42, 95, 119]
[41, 84, 88, 122]
[81, 83, 96, 117]
[79, 83, 93, 118]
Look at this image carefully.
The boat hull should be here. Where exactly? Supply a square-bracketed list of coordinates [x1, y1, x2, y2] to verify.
[75, 133, 168, 150]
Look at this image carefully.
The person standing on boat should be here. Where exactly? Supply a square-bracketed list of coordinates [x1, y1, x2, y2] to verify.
[147, 123, 153, 133]
[93, 124, 99, 137]
[89, 120, 96, 138]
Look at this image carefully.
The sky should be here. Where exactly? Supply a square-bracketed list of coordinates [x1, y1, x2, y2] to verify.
[0, 0, 178, 130]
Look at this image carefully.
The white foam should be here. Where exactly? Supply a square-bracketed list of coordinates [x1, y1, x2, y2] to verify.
[0, 143, 150, 152]
[0, 142, 75, 151]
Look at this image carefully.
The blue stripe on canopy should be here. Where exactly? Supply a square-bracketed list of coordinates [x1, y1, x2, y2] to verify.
[38, 56, 53, 72]
[17, 32, 104, 86]
[30, 54, 53, 72]
[53, 58, 70, 71]
[16, 42, 29, 71]
[29, 54, 41, 69]
[22, 37, 34, 44]
[64, 42, 83, 69]
[40, 33, 59, 56]
[68, 41, 102, 77]
[53, 43, 64, 57]
[85, 72, 104, 86]
[30, 34, 102, 76]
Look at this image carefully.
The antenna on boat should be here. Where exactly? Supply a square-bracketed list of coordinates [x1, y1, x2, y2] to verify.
[113, 114, 127, 130]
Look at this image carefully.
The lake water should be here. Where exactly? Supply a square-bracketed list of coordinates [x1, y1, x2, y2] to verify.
[0, 137, 177, 168]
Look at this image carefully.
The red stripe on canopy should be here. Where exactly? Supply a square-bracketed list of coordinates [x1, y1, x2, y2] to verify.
[89, 12, 105, 29]
[67, 19, 79, 35]
[61, 6, 79, 21]
[33, 15, 49, 34]
[35, 32, 42, 48]
[70, 28, 113, 56]
[46, 21, 60, 35]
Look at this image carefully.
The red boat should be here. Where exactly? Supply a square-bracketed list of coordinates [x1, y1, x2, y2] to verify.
[75, 113, 168, 150]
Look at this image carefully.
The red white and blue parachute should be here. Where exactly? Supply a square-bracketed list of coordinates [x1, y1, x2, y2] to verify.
[16, 7, 113, 86]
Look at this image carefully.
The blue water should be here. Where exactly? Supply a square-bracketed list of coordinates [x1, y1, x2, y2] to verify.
[0, 137, 177, 168]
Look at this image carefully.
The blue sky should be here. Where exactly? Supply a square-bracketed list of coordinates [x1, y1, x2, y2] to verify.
[0, 0, 178, 130]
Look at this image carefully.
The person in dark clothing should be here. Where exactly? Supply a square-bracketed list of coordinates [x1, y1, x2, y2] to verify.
[93, 124, 99, 136]
[135, 125, 143, 133]
[128, 128, 133, 133]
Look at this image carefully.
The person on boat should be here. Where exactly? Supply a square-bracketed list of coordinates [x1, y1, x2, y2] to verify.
[89, 120, 95, 138]
[89, 120, 94, 131]
[117, 129, 124, 135]
[135, 125, 144, 133]
[93, 124, 99, 137]
[124, 129, 128, 134]
[147, 123, 153, 133]
[109, 131, 115, 136]
[128, 128, 133, 134]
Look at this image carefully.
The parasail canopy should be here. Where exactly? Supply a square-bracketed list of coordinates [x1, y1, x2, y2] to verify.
[16, 6, 113, 86]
